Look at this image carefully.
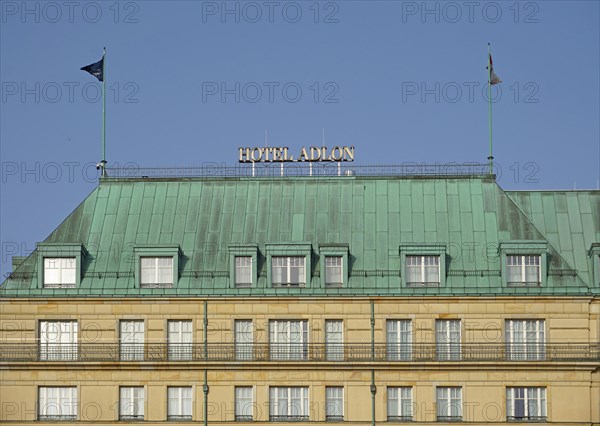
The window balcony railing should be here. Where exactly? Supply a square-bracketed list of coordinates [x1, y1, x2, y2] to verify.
[1, 343, 598, 362]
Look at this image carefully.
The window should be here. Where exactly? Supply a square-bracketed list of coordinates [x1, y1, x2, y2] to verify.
[386, 320, 412, 361]
[235, 387, 253, 421]
[506, 387, 546, 422]
[168, 320, 192, 361]
[436, 320, 461, 361]
[272, 256, 306, 287]
[505, 320, 545, 360]
[167, 387, 192, 421]
[235, 256, 253, 287]
[325, 320, 343, 361]
[269, 320, 308, 360]
[269, 387, 309, 422]
[39, 321, 78, 361]
[387, 387, 413, 422]
[120, 387, 144, 421]
[436, 387, 462, 422]
[120, 321, 144, 361]
[325, 256, 343, 287]
[325, 387, 344, 421]
[235, 320, 253, 361]
[406, 255, 440, 286]
[43, 258, 76, 288]
[140, 257, 174, 288]
[38, 387, 77, 421]
[507, 255, 541, 286]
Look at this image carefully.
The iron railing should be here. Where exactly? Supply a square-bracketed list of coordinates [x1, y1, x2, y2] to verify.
[104, 163, 492, 179]
[1, 343, 598, 362]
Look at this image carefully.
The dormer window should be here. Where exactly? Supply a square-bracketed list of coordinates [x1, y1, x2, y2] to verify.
[266, 243, 312, 289]
[506, 255, 541, 287]
[500, 242, 547, 288]
[43, 258, 76, 288]
[272, 256, 306, 287]
[140, 257, 173, 288]
[37, 243, 87, 289]
[133, 245, 181, 289]
[399, 245, 446, 288]
[405, 255, 440, 287]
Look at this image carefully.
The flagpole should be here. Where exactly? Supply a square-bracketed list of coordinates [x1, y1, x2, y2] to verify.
[487, 43, 493, 175]
[101, 47, 107, 177]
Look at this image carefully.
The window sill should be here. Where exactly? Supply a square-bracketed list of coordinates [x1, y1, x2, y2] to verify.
[167, 415, 193, 421]
[269, 415, 309, 422]
[120, 415, 145, 421]
[272, 283, 306, 288]
[140, 283, 174, 288]
[406, 282, 440, 287]
[43, 283, 77, 289]
[38, 415, 77, 422]
[507, 417, 547, 422]
[507, 282, 541, 287]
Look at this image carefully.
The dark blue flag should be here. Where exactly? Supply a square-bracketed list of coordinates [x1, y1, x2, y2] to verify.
[81, 56, 104, 82]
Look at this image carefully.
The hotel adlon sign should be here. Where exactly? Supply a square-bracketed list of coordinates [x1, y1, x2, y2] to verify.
[239, 146, 355, 163]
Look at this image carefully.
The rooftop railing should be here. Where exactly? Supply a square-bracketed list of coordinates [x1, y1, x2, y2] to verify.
[1, 343, 598, 363]
[103, 163, 492, 179]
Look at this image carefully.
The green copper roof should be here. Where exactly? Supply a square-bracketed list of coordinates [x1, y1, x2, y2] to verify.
[2, 176, 598, 297]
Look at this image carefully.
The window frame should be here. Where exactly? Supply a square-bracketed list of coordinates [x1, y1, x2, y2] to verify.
[271, 256, 306, 287]
[505, 320, 546, 361]
[140, 256, 174, 288]
[325, 386, 344, 421]
[386, 319, 413, 361]
[167, 320, 193, 361]
[266, 243, 312, 289]
[436, 386, 462, 422]
[436, 319, 461, 361]
[269, 320, 309, 360]
[39, 320, 78, 361]
[387, 386, 413, 422]
[319, 244, 349, 289]
[234, 320, 254, 361]
[235, 386, 254, 422]
[506, 387, 547, 422]
[499, 241, 547, 288]
[37, 243, 87, 289]
[133, 245, 181, 289]
[229, 244, 258, 289]
[38, 386, 78, 421]
[269, 386, 309, 422]
[325, 320, 344, 361]
[120, 320, 145, 361]
[505, 255, 542, 287]
[399, 244, 446, 288]
[119, 386, 145, 421]
[167, 386, 193, 421]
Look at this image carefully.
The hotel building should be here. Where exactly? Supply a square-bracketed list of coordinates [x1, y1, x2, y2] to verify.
[1, 163, 599, 425]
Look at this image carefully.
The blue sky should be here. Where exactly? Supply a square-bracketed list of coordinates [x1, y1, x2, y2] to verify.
[1, 0, 599, 276]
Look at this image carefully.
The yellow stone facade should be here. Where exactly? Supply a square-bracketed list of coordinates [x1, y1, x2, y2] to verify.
[2, 296, 599, 424]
